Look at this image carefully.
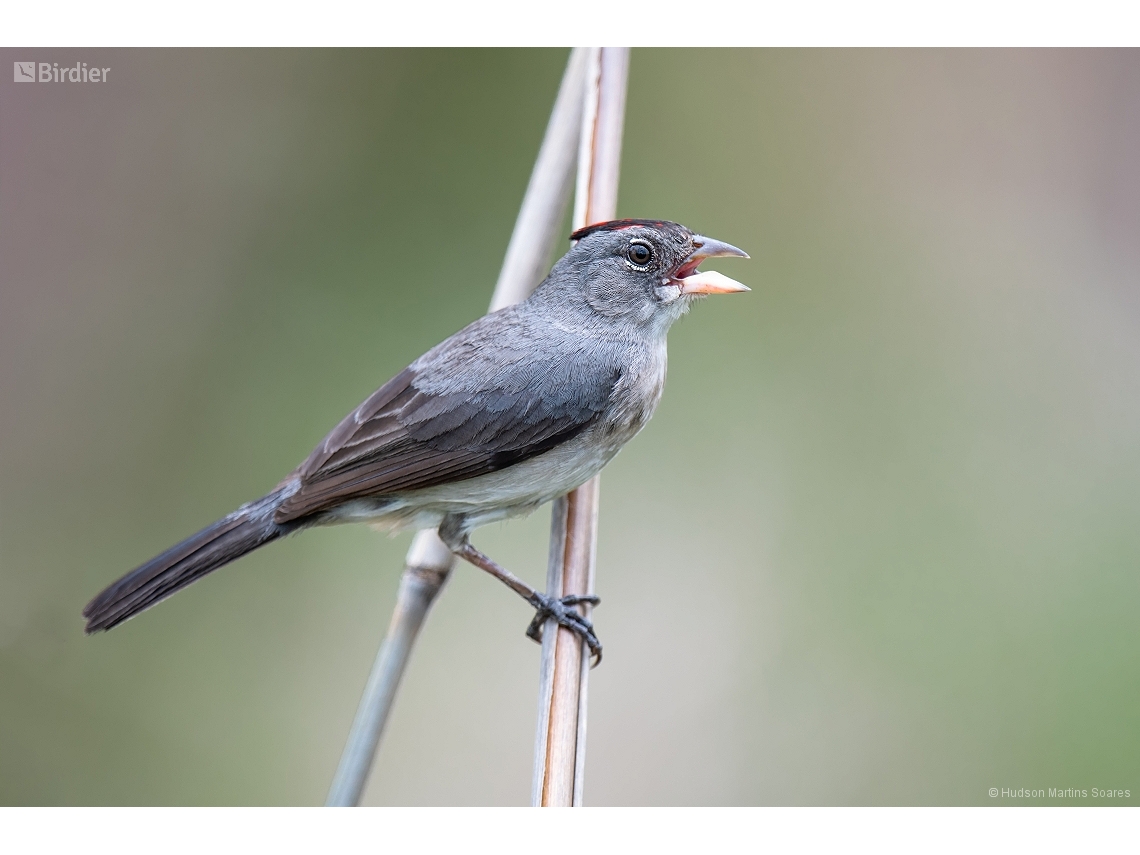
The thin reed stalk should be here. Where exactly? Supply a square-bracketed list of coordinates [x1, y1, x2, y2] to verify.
[531, 46, 630, 808]
[325, 48, 590, 807]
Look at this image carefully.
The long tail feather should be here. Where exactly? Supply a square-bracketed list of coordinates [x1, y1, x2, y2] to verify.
[83, 483, 299, 633]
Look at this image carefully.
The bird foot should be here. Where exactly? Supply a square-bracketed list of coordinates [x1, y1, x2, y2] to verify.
[525, 593, 602, 667]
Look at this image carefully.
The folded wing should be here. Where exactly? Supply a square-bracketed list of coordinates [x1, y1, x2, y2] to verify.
[274, 314, 619, 523]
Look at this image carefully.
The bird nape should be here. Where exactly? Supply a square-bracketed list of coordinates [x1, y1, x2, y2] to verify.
[83, 219, 749, 665]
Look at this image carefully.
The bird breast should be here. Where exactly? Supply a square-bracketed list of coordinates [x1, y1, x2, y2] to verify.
[605, 337, 668, 439]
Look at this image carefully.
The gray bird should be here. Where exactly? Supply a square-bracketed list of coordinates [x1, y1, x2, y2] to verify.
[83, 219, 749, 662]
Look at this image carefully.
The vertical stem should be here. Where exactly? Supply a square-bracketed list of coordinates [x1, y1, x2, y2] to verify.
[326, 48, 590, 807]
[530, 494, 567, 805]
[533, 46, 630, 808]
[572, 480, 600, 807]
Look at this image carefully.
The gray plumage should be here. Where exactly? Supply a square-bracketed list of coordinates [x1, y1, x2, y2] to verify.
[83, 219, 748, 637]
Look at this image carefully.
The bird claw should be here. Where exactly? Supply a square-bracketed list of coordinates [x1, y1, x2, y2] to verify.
[525, 593, 603, 667]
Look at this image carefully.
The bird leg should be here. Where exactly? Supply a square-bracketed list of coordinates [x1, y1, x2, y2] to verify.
[439, 523, 602, 666]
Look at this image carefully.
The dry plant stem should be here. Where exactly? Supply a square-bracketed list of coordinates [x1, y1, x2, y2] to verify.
[490, 46, 591, 311]
[325, 530, 451, 806]
[533, 46, 629, 808]
[325, 47, 590, 808]
[537, 477, 601, 806]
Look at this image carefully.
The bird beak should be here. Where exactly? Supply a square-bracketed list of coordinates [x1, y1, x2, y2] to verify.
[691, 235, 750, 262]
[678, 270, 751, 295]
[675, 234, 750, 295]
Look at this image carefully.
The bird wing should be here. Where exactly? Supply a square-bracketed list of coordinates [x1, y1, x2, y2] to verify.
[274, 312, 619, 524]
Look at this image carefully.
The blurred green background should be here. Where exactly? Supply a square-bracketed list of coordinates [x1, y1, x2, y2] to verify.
[1, 48, 1138, 806]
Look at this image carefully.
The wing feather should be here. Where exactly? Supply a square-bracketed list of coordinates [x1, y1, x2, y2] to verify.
[274, 314, 620, 524]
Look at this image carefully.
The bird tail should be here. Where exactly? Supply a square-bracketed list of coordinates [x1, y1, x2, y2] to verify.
[83, 481, 300, 633]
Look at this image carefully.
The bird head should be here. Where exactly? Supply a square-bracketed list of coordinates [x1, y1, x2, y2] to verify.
[537, 219, 749, 337]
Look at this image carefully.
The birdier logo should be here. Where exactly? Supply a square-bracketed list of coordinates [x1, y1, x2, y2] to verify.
[13, 61, 110, 83]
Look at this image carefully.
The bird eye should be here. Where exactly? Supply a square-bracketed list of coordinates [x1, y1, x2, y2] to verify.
[628, 241, 652, 267]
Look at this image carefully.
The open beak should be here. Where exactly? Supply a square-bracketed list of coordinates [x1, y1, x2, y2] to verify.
[675, 234, 750, 295]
